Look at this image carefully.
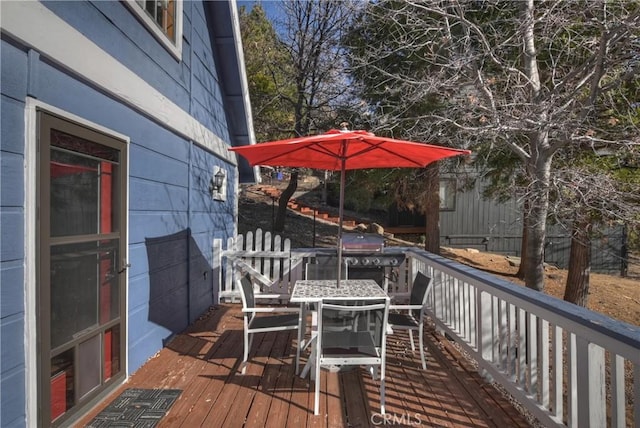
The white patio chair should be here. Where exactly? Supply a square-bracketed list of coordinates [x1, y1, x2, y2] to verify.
[238, 274, 301, 375]
[314, 297, 390, 415]
[387, 272, 432, 370]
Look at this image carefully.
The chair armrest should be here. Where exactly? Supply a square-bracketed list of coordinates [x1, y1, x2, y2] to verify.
[234, 259, 278, 289]
[255, 293, 290, 301]
[388, 292, 410, 302]
[389, 304, 422, 311]
[243, 307, 300, 314]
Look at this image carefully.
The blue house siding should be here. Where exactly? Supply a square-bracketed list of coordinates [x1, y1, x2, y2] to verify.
[0, 40, 28, 427]
[1, 0, 252, 425]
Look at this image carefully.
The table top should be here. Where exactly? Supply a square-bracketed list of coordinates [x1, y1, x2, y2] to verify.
[290, 279, 388, 303]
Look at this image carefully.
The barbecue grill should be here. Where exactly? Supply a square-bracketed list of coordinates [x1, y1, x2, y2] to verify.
[341, 233, 405, 267]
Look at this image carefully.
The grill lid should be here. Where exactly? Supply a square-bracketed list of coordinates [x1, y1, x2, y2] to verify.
[341, 233, 384, 252]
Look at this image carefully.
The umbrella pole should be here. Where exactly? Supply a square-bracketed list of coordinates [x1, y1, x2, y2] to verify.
[337, 161, 345, 288]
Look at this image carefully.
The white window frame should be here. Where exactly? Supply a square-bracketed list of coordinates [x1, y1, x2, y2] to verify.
[439, 178, 457, 211]
[124, 0, 183, 60]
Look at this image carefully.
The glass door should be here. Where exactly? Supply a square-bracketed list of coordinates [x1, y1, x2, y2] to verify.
[38, 112, 127, 426]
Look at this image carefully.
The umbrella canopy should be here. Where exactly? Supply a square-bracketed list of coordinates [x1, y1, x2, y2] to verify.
[229, 128, 471, 285]
[229, 129, 469, 171]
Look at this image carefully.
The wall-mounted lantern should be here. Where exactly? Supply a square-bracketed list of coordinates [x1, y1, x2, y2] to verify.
[209, 167, 226, 200]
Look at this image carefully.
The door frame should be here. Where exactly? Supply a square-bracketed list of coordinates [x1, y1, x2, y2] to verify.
[24, 98, 130, 426]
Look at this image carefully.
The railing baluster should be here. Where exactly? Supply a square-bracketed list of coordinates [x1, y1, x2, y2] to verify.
[576, 338, 606, 427]
[540, 319, 550, 408]
[518, 307, 526, 387]
[499, 299, 507, 371]
[528, 313, 538, 398]
[610, 353, 625, 428]
[568, 333, 577, 427]
[508, 303, 517, 378]
[551, 325, 563, 421]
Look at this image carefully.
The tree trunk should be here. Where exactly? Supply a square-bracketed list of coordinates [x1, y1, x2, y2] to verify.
[563, 220, 592, 306]
[516, 197, 530, 280]
[520, 0, 549, 292]
[523, 144, 552, 292]
[423, 163, 440, 255]
[274, 171, 298, 232]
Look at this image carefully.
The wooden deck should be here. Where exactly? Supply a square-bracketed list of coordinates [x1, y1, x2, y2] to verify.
[78, 304, 534, 427]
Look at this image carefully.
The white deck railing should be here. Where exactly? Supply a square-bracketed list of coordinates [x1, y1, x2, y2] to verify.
[216, 229, 639, 427]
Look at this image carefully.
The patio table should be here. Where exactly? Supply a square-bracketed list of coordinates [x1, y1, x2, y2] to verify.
[290, 279, 389, 378]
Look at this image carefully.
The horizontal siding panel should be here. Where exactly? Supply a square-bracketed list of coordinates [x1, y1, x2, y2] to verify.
[127, 117, 191, 162]
[193, 98, 229, 142]
[189, 213, 233, 237]
[126, 305, 174, 372]
[0, 366, 26, 426]
[0, 314, 24, 372]
[127, 243, 150, 279]
[0, 41, 28, 101]
[129, 212, 189, 244]
[1, 261, 24, 319]
[189, 231, 214, 264]
[192, 52, 221, 99]
[1, 96, 26, 154]
[192, 61, 223, 116]
[0, 210, 23, 261]
[128, 275, 150, 313]
[1, 151, 24, 206]
[129, 178, 188, 212]
[129, 144, 189, 187]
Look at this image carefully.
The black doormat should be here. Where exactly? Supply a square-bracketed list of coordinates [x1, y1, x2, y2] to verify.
[86, 388, 181, 427]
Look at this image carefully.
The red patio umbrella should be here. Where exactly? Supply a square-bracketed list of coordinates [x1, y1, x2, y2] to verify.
[229, 128, 471, 285]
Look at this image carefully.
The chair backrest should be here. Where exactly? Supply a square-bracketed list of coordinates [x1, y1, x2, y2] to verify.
[238, 274, 255, 310]
[409, 272, 432, 319]
[318, 298, 390, 357]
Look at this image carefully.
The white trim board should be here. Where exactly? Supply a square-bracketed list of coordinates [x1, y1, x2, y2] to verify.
[1, 1, 237, 165]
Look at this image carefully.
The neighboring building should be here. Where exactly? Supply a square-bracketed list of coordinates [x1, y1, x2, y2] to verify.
[0, 1, 255, 426]
[388, 176, 626, 274]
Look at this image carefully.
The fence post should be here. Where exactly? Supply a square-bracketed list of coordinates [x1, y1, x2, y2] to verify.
[213, 238, 222, 304]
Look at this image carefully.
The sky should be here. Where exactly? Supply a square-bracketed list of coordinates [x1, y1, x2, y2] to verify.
[237, 1, 282, 22]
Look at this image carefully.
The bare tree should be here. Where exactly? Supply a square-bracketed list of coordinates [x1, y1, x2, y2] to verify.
[549, 154, 640, 305]
[269, 0, 359, 232]
[346, 0, 640, 291]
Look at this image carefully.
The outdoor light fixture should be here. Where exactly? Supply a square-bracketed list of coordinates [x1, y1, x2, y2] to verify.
[209, 168, 225, 199]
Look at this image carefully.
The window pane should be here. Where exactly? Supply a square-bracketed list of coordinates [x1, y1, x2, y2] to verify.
[51, 240, 118, 348]
[50, 130, 120, 237]
[139, 0, 176, 42]
[439, 179, 457, 211]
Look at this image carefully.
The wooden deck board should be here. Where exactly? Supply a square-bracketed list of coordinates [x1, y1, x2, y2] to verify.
[77, 304, 534, 428]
